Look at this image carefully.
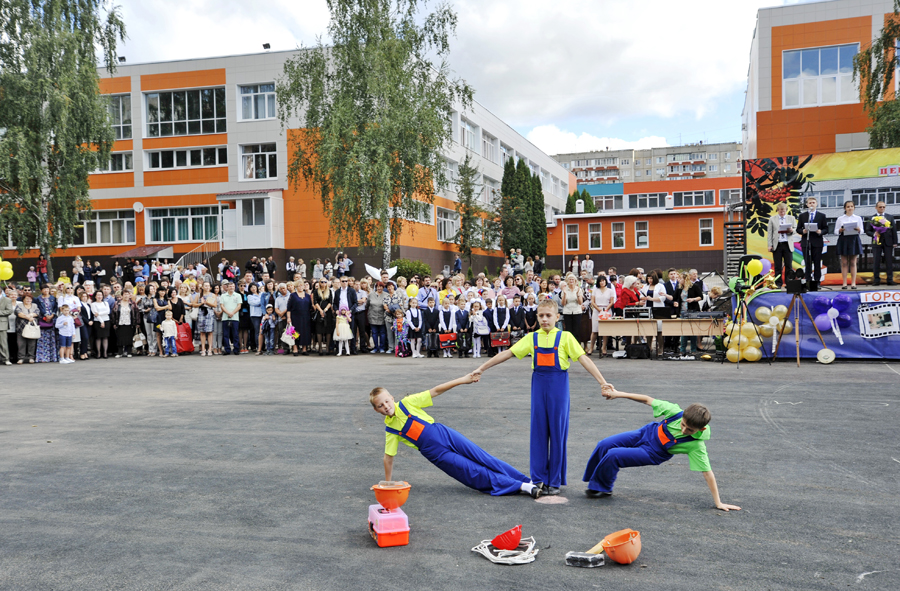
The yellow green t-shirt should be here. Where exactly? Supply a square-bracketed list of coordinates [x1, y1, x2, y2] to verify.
[383, 390, 435, 456]
[509, 328, 585, 370]
[652, 399, 711, 472]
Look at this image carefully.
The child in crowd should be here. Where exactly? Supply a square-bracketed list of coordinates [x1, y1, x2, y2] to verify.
[510, 294, 525, 343]
[474, 299, 612, 496]
[422, 296, 440, 358]
[27, 266, 38, 291]
[260, 304, 277, 355]
[482, 297, 496, 357]
[371, 373, 541, 498]
[161, 309, 178, 358]
[393, 308, 410, 357]
[582, 388, 740, 511]
[455, 295, 470, 358]
[524, 293, 538, 332]
[406, 298, 423, 358]
[438, 296, 457, 358]
[469, 300, 489, 358]
[491, 294, 511, 354]
[54, 304, 76, 364]
[334, 305, 353, 356]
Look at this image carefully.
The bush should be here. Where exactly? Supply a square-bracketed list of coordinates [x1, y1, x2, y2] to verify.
[541, 269, 562, 280]
[466, 266, 474, 281]
[391, 258, 431, 280]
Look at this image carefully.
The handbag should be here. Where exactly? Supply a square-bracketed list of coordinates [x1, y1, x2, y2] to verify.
[439, 333, 457, 349]
[190, 306, 199, 320]
[39, 317, 53, 328]
[625, 343, 651, 359]
[490, 331, 511, 347]
[74, 315, 83, 328]
[280, 331, 295, 346]
[133, 332, 146, 348]
[22, 320, 41, 340]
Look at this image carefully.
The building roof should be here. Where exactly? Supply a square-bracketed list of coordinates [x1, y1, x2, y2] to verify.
[216, 189, 285, 197]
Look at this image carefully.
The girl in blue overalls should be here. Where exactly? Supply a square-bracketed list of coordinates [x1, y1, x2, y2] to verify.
[370, 373, 542, 499]
[474, 299, 612, 496]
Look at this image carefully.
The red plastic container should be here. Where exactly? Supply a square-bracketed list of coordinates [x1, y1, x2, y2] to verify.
[368, 504, 409, 548]
[491, 525, 522, 551]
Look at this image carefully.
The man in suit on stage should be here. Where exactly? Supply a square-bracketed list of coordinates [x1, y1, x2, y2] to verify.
[767, 202, 797, 288]
[866, 200, 898, 286]
[798, 196, 828, 291]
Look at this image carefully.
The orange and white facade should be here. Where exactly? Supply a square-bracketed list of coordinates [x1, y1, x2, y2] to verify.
[3, 49, 573, 277]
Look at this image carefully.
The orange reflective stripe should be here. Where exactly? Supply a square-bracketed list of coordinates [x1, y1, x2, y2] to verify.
[406, 420, 425, 442]
[657, 422, 670, 446]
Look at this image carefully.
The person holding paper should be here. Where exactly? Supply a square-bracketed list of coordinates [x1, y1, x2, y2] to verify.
[766, 201, 796, 288]
[836, 200, 864, 290]
[798, 196, 828, 291]
[865, 200, 897, 286]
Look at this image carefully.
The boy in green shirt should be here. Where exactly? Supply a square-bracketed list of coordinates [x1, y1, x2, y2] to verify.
[582, 389, 741, 511]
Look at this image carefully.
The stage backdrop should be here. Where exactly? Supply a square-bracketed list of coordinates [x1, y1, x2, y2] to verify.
[742, 147, 900, 272]
[740, 290, 900, 360]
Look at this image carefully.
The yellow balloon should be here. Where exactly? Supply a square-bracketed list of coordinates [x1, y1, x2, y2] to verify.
[743, 346, 762, 362]
[758, 324, 774, 338]
[746, 335, 763, 349]
[771, 305, 789, 320]
[755, 307, 772, 323]
[781, 320, 793, 335]
[734, 334, 749, 349]
[726, 348, 741, 363]
[406, 285, 419, 298]
[0, 260, 11, 270]
[0, 268, 12, 281]
[746, 259, 763, 276]
[741, 323, 758, 338]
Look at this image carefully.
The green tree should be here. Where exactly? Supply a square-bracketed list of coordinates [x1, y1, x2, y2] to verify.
[277, 0, 473, 269]
[0, 0, 125, 278]
[499, 157, 519, 253]
[529, 174, 547, 259]
[565, 190, 578, 214]
[581, 188, 597, 213]
[453, 154, 487, 267]
[853, 1, 900, 148]
[513, 159, 534, 255]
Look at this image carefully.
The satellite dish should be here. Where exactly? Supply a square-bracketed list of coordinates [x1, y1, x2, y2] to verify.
[133, 201, 144, 213]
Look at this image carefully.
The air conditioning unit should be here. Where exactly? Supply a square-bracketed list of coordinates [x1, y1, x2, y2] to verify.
[665, 194, 674, 210]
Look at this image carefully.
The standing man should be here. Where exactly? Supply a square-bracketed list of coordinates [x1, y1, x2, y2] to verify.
[333, 276, 358, 354]
[220, 281, 241, 355]
[417, 276, 438, 307]
[533, 255, 544, 277]
[453, 254, 462, 275]
[798, 196, 828, 291]
[767, 202, 796, 288]
[866, 200, 897, 286]
[662, 268, 681, 352]
[0, 286, 13, 366]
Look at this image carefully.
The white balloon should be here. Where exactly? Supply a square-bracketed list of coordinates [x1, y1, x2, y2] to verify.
[768, 316, 780, 327]
[827, 307, 839, 319]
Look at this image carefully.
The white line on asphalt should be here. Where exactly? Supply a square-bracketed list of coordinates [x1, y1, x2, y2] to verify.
[883, 363, 900, 377]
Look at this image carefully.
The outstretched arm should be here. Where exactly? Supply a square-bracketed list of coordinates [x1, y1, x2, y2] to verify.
[602, 389, 654, 405]
[576, 354, 612, 389]
[472, 349, 514, 376]
[431, 372, 480, 398]
[383, 454, 394, 481]
[702, 470, 741, 512]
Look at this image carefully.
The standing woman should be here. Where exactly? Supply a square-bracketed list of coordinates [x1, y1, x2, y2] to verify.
[196, 282, 216, 356]
[355, 278, 370, 353]
[588, 275, 616, 357]
[139, 283, 158, 357]
[91, 290, 111, 359]
[113, 290, 137, 358]
[836, 200, 864, 290]
[313, 278, 334, 355]
[287, 280, 312, 356]
[383, 282, 406, 354]
[312, 258, 324, 281]
[298, 258, 307, 281]
[560, 273, 584, 343]
[645, 273, 668, 319]
[567, 255, 580, 278]
[78, 290, 94, 359]
[367, 282, 387, 353]
[36, 284, 59, 363]
[83, 259, 93, 285]
[168, 287, 185, 324]
[15, 294, 40, 363]
[211, 284, 223, 355]
[154, 286, 172, 355]
[238, 281, 252, 353]
[247, 282, 263, 353]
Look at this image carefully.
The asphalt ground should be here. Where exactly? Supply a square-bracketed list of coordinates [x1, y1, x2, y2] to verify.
[1, 353, 898, 591]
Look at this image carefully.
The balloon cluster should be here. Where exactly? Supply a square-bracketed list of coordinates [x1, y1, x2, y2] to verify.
[722, 307, 790, 363]
[744, 258, 772, 278]
[810, 294, 853, 345]
[0, 257, 13, 281]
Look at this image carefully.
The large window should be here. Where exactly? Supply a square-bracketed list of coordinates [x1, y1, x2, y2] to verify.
[146, 88, 226, 137]
[595, 195, 624, 211]
[482, 133, 496, 163]
[437, 207, 459, 242]
[566, 224, 579, 251]
[149, 206, 224, 243]
[635, 221, 649, 248]
[588, 223, 602, 250]
[720, 189, 742, 205]
[242, 199, 265, 226]
[73, 210, 135, 246]
[699, 218, 714, 246]
[460, 119, 477, 152]
[108, 95, 132, 140]
[501, 144, 513, 165]
[674, 190, 714, 207]
[239, 84, 276, 120]
[612, 222, 625, 249]
[99, 152, 133, 172]
[805, 189, 844, 208]
[628, 193, 665, 209]
[482, 177, 499, 204]
[241, 144, 277, 180]
[851, 188, 879, 206]
[149, 146, 227, 170]
[783, 44, 858, 108]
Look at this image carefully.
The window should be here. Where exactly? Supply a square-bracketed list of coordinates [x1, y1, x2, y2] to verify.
[621, 159, 630, 165]
[691, 164, 706, 172]
[725, 152, 731, 159]
[595, 195, 624, 211]
[783, 44, 858, 107]
[628, 193, 665, 209]
[634, 170, 641, 177]
[73, 210, 135, 246]
[674, 191, 715, 207]
[646, 170, 652, 177]
[656, 156, 664, 164]
[709, 153, 718, 160]
[588, 223, 602, 250]
[241, 144, 277, 180]
[720, 189, 742, 205]
[460, 119, 477, 152]
[851, 188, 878, 206]
[645, 159, 652, 165]
[699, 218, 714, 246]
[149, 206, 224, 243]
[482, 133, 496, 163]
[501, 145, 513, 164]
[612, 222, 625, 249]
[635, 221, 649, 248]
[483, 177, 499, 203]
[148, 146, 227, 170]
[566, 224, 579, 250]
[437, 207, 460, 242]
[623, 170, 630, 177]
[709, 164, 718, 172]
[444, 159, 458, 184]
[595, 157, 617, 166]
[239, 84, 276, 120]
[656, 168, 665, 175]
[724, 164, 731, 172]
[241, 199, 266, 226]
[107, 95, 132, 140]
[99, 152, 133, 172]
[146, 88, 226, 136]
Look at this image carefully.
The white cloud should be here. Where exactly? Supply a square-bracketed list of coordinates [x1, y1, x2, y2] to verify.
[526, 125, 667, 156]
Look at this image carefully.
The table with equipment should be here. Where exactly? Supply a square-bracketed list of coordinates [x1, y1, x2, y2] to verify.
[593, 317, 724, 358]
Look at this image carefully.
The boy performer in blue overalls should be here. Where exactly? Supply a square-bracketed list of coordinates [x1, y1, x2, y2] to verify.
[474, 299, 612, 496]
[370, 373, 542, 498]
[582, 388, 741, 511]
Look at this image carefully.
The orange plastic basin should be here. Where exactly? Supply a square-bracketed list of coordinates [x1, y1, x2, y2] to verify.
[491, 525, 522, 551]
[601, 529, 641, 565]
[371, 481, 411, 510]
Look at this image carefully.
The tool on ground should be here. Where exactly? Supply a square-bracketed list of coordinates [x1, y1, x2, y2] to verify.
[564, 539, 606, 568]
[471, 535, 539, 565]
[368, 481, 411, 548]
[601, 528, 642, 565]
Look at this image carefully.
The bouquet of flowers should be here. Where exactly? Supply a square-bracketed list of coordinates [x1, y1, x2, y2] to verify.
[871, 215, 892, 244]
[285, 325, 298, 340]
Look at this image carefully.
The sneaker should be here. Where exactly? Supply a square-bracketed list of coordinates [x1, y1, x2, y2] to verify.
[530, 486, 543, 500]
[544, 486, 561, 496]
[115, 354, 122, 359]
[4, 361, 11, 366]
[126, 354, 132, 358]
[59, 359, 67, 364]
[585, 489, 612, 499]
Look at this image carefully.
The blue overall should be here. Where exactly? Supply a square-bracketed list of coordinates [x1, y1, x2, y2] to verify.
[530, 331, 569, 488]
[386, 402, 528, 496]
[583, 411, 694, 493]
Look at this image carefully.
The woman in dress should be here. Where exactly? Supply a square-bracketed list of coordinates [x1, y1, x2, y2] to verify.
[135, 283, 153, 356]
[836, 200, 864, 290]
[238, 281, 251, 353]
[153, 286, 171, 355]
[367, 281, 387, 353]
[168, 287, 185, 324]
[78, 290, 94, 359]
[588, 274, 616, 356]
[211, 284, 223, 355]
[312, 258, 324, 281]
[560, 273, 584, 343]
[247, 282, 262, 353]
[90, 290, 111, 359]
[15, 294, 40, 363]
[287, 280, 312, 356]
[196, 282, 216, 356]
[36, 284, 59, 363]
[312, 278, 334, 355]
[112, 290, 138, 358]
[383, 282, 407, 354]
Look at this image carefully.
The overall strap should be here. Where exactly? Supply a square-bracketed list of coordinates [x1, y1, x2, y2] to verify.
[553, 330, 563, 349]
[533, 331, 539, 348]
[398, 401, 411, 417]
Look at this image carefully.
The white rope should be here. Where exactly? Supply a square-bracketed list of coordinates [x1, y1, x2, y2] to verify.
[471, 536, 539, 565]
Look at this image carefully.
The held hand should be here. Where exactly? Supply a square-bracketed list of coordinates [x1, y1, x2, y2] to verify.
[816, 229, 822, 235]
[601, 386, 617, 399]
[767, 247, 773, 253]
[715, 502, 741, 512]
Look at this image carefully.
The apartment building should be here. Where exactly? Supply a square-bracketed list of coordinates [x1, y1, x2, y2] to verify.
[742, 0, 897, 159]
[3, 49, 573, 277]
[552, 142, 742, 186]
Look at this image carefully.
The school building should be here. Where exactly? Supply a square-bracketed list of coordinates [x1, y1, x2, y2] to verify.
[2, 49, 573, 279]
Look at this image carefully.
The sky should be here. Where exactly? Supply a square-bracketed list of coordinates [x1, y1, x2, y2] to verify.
[114, 0, 818, 156]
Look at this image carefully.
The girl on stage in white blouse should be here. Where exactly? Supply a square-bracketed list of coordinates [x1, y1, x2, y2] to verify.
[835, 200, 864, 290]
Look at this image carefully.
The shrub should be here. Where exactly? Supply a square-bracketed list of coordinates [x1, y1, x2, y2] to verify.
[391, 258, 431, 280]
